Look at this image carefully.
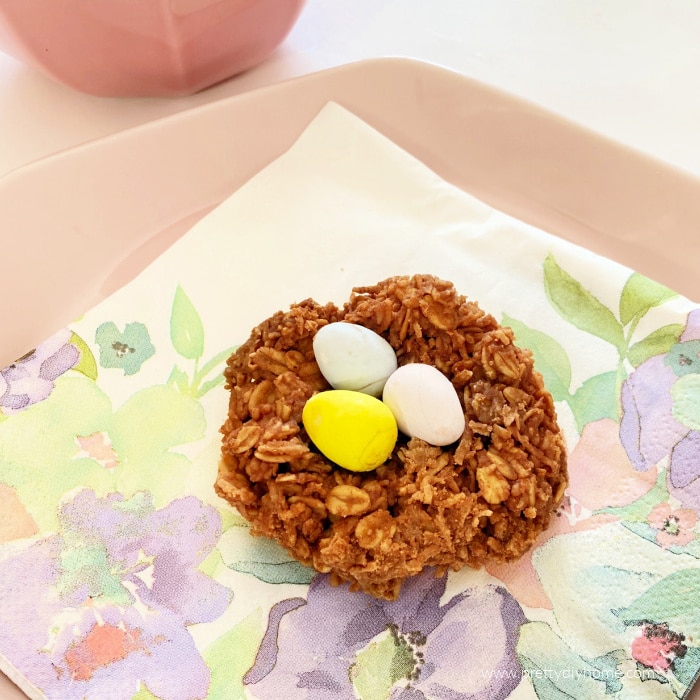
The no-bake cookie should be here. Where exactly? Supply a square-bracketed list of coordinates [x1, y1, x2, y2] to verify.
[215, 274, 568, 600]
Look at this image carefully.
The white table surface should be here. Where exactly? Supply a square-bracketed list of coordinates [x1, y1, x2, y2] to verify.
[1, 0, 700, 182]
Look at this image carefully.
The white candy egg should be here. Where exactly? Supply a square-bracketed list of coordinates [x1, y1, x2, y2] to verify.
[382, 363, 465, 446]
[313, 322, 398, 396]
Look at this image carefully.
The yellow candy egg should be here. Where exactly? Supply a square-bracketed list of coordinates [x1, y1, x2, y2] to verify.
[302, 390, 398, 472]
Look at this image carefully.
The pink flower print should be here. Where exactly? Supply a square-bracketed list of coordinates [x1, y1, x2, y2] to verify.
[75, 432, 119, 469]
[647, 502, 697, 549]
[568, 418, 658, 511]
[0, 483, 38, 542]
[63, 621, 145, 682]
[631, 622, 687, 672]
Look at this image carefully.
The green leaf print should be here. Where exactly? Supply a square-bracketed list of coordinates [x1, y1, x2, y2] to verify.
[501, 314, 618, 430]
[0, 375, 206, 529]
[0, 375, 115, 529]
[349, 628, 415, 700]
[616, 569, 700, 635]
[197, 374, 226, 398]
[167, 365, 190, 394]
[131, 686, 160, 700]
[502, 314, 572, 402]
[167, 286, 234, 399]
[619, 272, 677, 326]
[219, 520, 315, 585]
[628, 324, 685, 368]
[569, 371, 619, 431]
[69, 332, 98, 380]
[538, 256, 683, 437]
[674, 647, 700, 688]
[109, 384, 206, 504]
[171, 284, 205, 360]
[202, 611, 264, 700]
[517, 621, 612, 699]
[543, 254, 625, 354]
[191, 346, 235, 399]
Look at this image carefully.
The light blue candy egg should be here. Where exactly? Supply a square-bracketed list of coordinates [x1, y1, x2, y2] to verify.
[313, 322, 397, 397]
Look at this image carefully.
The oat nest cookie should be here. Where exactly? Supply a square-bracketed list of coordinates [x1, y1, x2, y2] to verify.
[216, 274, 567, 600]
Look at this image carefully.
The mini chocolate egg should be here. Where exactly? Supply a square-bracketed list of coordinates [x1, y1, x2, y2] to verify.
[302, 390, 398, 472]
[382, 363, 465, 446]
[313, 322, 398, 397]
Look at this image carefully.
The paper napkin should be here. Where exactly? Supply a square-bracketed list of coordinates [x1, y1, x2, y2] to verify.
[1, 102, 698, 700]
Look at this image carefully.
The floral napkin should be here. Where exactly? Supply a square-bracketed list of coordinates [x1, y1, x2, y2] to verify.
[1, 102, 699, 700]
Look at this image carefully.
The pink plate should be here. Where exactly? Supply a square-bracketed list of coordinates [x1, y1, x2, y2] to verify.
[2, 57, 699, 372]
[1, 56, 700, 700]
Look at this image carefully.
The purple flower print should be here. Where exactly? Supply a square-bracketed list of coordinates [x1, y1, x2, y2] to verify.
[0, 328, 79, 414]
[245, 573, 525, 700]
[0, 489, 231, 700]
[620, 309, 700, 510]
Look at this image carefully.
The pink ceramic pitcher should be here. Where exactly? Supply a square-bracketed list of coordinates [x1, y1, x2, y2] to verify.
[0, 0, 306, 96]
